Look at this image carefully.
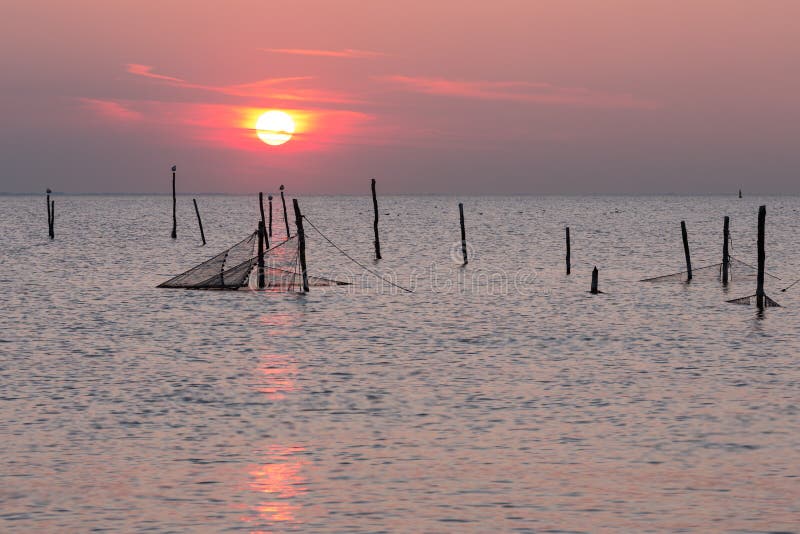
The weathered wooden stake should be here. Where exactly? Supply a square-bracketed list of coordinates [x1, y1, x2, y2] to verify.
[681, 220, 692, 281]
[268, 194, 273, 237]
[49, 200, 55, 239]
[257, 220, 266, 289]
[591, 266, 599, 294]
[46, 189, 53, 239]
[371, 178, 382, 260]
[722, 216, 730, 284]
[739, 189, 742, 199]
[565, 227, 571, 275]
[171, 166, 177, 239]
[280, 185, 290, 239]
[193, 198, 206, 246]
[756, 205, 766, 309]
[458, 202, 468, 265]
[292, 198, 309, 292]
[258, 192, 269, 248]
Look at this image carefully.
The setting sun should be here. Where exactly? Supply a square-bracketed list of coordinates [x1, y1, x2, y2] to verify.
[256, 110, 295, 146]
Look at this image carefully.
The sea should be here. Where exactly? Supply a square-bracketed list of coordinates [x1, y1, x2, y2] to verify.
[1, 195, 798, 532]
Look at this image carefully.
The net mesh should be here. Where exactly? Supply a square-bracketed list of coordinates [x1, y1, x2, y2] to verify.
[641, 257, 779, 283]
[157, 231, 258, 289]
[158, 231, 349, 291]
[727, 293, 781, 307]
[246, 236, 349, 291]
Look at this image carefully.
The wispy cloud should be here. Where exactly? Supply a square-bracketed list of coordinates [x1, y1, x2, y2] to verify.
[79, 98, 142, 121]
[261, 48, 386, 59]
[126, 64, 186, 83]
[125, 63, 359, 104]
[379, 76, 659, 109]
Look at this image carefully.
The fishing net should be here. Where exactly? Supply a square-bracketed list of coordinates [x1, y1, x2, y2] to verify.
[158, 231, 349, 291]
[640, 257, 779, 283]
[246, 235, 350, 291]
[157, 231, 259, 289]
[726, 293, 781, 307]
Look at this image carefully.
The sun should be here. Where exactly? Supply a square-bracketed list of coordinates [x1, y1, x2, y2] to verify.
[256, 110, 295, 146]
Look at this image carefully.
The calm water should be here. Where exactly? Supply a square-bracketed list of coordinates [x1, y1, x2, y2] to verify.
[1, 195, 799, 532]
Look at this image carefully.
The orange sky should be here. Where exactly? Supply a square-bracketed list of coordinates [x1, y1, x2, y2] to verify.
[2, 0, 799, 193]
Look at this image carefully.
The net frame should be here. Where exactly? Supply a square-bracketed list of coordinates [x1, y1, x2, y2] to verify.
[640, 257, 780, 283]
[726, 293, 781, 307]
[158, 231, 350, 291]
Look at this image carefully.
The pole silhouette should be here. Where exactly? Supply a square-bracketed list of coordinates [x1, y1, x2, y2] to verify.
[292, 199, 309, 292]
[171, 165, 177, 239]
[193, 198, 206, 246]
[371, 179, 381, 259]
[681, 221, 692, 281]
[459, 202, 468, 265]
[722, 216, 730, 285]
[280, 185, 290, 238]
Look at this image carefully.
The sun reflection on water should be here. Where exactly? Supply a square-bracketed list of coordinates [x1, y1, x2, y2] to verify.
[242, 314, 308, 530]
[243, 445, 308, 525]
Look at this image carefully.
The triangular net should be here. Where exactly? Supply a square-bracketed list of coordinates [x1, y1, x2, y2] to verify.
[158, 231, 348, 291]
[157, 231, 259, 289]
[640, 257, 779, 283]
[726, 293, 781, 307]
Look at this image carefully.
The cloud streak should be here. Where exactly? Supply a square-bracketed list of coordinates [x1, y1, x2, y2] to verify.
[379, 76, 659, 109]
[262, 48, 385, 59]
[125, 63, 359, 104]
[79, 98, 142, 121]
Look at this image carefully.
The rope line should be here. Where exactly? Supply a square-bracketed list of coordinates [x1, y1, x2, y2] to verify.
[302, 215, 414, 293]
[730, 255, 781, 280]
[781, 278, 800, 292]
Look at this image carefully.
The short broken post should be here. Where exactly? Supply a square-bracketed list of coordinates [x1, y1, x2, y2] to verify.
[257, 220, 266, 289]
[372, 178, 382, 260]
[258, 192, 269, 248]
[722, 216, 730, 285]
[591, 266, 599, 294]
[565, 227, 571, 275]
[280, 185, 290, 239]
[681, 220, 692, 281]
[171, 165, 177, 239]
[756, 205, 766, 309]
[459, 202, 468, 265]
[292, 198, 309, 293]
[193, 198, 206, 246]
[268, 194, 273, 237]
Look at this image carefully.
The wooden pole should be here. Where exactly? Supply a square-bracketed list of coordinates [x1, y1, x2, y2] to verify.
[756, 205, 766, 309]
[49, 200, 54, 239]
[292, 198, 309, 292]
[459, 202, 468, 265]
[46, 189, 53, 239]
[258, 192, 269, 248]
[257, 221, 266, 289]
[193, 198, 206, 246]
[268, 194, 273, 237]
[171, 167, 177, 239]
[739, 189, 742, 199]
[681, 220, 692, 281]
[565, 227, 571, 275]
[371, 178, 382, 259]
[722, 216, 730, 285]
[591, 266, 599, 294]
[280, 185, 290, 239]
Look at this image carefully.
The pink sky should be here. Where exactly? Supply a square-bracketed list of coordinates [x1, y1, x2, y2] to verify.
[1, 0, 799, 194]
